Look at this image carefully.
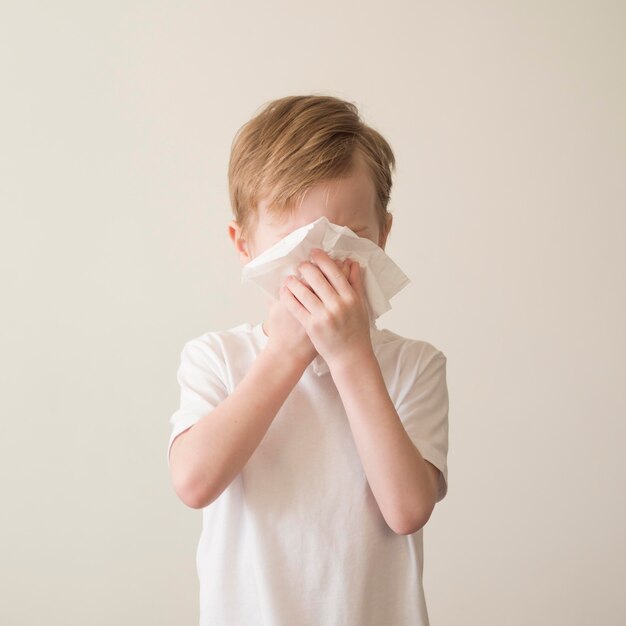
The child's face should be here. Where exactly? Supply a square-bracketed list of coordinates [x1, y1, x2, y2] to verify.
[229, 152, 392, 264]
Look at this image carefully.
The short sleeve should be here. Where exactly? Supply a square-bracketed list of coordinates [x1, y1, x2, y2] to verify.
[395, 346, 449, 503]
[167, 337, 229, 469]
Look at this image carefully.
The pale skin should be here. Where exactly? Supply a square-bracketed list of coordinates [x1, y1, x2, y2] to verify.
[169, 151, 440, 534]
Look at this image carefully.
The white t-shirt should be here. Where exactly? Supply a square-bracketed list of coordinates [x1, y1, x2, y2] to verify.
[167, 320, 449, 626]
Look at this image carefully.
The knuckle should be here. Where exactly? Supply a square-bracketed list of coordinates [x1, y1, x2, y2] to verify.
[327, 301, 342, 317]
[313, 311, 331, 329]
[343, 293, 356, 306]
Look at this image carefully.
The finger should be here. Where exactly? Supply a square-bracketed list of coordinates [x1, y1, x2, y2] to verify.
[280, 284, 309, 323]
[349, 259, 362, 288]
[284, 275, 322, 316]
[308, 248, 351, 298]
[334, 257, 353, 291]
[339, 259, 351, 279]
[297, 258, 341, 305]
[350, 260, 367, 303]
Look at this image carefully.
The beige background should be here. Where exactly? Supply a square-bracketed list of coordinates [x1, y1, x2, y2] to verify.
[1, 1, 624, 625]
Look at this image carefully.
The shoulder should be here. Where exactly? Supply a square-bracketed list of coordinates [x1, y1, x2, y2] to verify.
[179, 321, 256, 364]
[374, 326, 447, 373]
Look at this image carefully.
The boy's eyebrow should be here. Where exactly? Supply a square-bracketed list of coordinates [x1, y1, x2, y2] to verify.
[277, 224, 368, 238]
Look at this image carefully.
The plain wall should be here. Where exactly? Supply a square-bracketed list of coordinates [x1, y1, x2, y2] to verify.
[1, 1, 624, 624]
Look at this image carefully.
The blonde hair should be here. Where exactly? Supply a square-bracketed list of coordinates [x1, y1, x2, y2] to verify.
[228, 94, 396, 242]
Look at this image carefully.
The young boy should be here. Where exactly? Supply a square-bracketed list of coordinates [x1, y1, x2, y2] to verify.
[167, 95, 449, 625]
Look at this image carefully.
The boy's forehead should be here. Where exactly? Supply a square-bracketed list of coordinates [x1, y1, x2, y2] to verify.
[258, 190, 376, 232]
[260, 205, 372, 234]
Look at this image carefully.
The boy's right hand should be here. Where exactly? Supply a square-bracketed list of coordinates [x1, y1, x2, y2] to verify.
[264, 257, 351, 368]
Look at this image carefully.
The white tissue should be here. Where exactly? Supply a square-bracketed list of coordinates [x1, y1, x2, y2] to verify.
[241, 215, 411, 375]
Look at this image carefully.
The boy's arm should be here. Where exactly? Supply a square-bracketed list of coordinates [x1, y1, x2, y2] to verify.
[279, 250, 446, 534]
[329, 349, 440, 535]
[169, 344, 307, 509]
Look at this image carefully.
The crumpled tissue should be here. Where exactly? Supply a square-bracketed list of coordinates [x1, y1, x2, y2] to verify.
[241, 215, 410, 375]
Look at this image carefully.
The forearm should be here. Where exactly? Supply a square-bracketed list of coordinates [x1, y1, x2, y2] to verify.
[329, 348, 434, 534]
[171, 345, 307, 508]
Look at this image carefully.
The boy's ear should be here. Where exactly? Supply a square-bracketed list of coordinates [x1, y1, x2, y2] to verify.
[378, 213, 393, 249]
[228, 219, 253, 265]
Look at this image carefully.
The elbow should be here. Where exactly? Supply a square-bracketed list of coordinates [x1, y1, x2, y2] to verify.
[389, 503, 435, 536]
[178, 485, 210, 510]
[171, 469, 216, 510]
[392, 516, 427, 536]
[391, 513, 429, 536]
[392, 477, 439, 535]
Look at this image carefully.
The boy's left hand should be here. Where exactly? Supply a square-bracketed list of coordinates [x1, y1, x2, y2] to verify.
[279, 247, 373, 367]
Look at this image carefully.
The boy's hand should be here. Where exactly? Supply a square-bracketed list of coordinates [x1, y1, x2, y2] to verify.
[280, 248, 372, 368]
[264, 292, 317, 367]
[264, 256, 352, 369]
